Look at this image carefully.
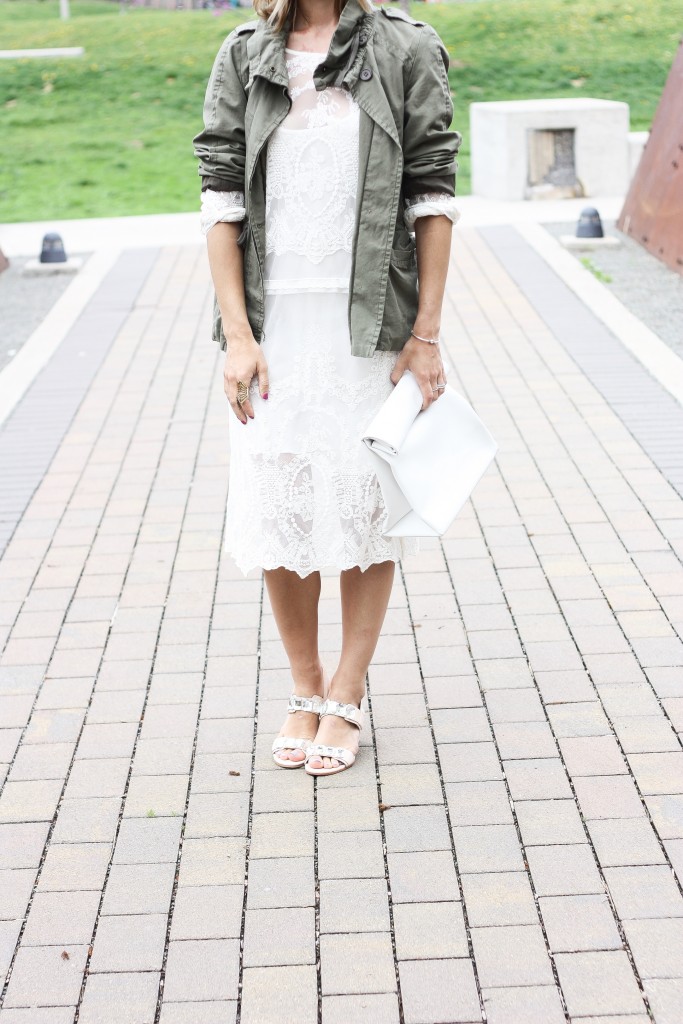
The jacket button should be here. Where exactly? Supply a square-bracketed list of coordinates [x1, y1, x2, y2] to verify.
[360, 65, 372, 81]
[320, 64, 327, 71]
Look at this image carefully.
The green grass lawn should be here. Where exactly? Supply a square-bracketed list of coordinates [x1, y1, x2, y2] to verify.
[0, 0, 680, 222]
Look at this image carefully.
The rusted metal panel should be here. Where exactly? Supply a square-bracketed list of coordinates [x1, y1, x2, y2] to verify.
[617, 41, 683, 275]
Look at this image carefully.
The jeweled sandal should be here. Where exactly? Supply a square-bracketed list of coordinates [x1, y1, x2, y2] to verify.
[272, 693, 325, 769]
[304, 698, 364, 777]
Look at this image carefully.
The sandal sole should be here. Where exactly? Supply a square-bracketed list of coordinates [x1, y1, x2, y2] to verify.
[304, 760, 355, 776]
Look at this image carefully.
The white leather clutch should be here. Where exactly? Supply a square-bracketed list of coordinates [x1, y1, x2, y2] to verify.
[361, 370, 498, 537]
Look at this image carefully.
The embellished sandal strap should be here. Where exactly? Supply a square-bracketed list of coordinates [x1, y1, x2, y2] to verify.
[287, 693, 324, 715]
[318, 698, 363, 731]
[272, 735, 314, 753]
[305, 743, 356, 767]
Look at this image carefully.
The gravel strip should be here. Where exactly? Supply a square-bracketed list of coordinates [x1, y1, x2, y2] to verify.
[0, 253, 92, 372]
[542, 219, 683, 359]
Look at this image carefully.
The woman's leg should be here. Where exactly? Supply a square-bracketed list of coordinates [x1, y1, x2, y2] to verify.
[264, 566, 325, 762]
[307, 559, 396, 769]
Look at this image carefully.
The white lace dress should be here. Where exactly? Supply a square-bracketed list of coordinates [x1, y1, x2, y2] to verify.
[202, 48, 460, 578]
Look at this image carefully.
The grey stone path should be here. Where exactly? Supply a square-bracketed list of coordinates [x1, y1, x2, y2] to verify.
[0, 248, 160, 556]
[0, 230, 682, 1024]
[541, 219, 683, 361]
[481, 225, 683, 499]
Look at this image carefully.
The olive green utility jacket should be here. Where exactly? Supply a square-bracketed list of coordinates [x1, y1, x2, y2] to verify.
[193, 0, 462, 357]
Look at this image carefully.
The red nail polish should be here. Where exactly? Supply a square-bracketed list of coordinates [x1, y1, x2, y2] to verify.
[263, 392, 269, 400]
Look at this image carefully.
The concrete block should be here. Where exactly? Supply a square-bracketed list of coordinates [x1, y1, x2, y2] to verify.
[320, 877, 390, 933]
[89, 913, 167, 973]
[553, 949, 645, 1016]
[399, 958, 480, 1024]
[320, 932, 395, 995]
[393, 901, 468, 959]
[470, 923, 555, 987]
[163, 938, 240, 1002]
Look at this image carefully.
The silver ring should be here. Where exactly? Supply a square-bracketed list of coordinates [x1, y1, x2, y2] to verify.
[432, 383, 446, 391]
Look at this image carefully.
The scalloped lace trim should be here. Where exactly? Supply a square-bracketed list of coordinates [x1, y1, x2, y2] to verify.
[404, 192, 461, 232]
[263, 51, 360, 268]
[200, 189, 245, 235]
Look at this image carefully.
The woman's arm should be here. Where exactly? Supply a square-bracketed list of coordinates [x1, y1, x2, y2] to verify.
[206, 222, 269, 425]
[206, 222, 251, 344]
[389, 214, 451, 408]
[412, 213, 452, 344]
[390, 22, 461, 409]
[194, 32, 269, 426]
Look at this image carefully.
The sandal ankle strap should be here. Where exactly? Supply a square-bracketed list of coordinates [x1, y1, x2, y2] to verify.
[318, 698, 363, 731]
[287, 693, 324, 714]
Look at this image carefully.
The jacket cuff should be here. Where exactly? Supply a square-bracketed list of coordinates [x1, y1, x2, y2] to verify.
[201, 175, 245, 193]
[403, 173, 456, 199]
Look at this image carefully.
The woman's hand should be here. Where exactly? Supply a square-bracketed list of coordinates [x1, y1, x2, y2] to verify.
[389, 335, 447, 410]
[224, 328, 270, 424]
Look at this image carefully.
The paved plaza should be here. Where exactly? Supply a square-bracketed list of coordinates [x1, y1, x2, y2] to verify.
[0, 224, 682, 1023]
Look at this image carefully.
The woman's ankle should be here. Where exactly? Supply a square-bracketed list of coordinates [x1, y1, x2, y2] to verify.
[290, 658, 326, 696]
[327, 675, 365, 707]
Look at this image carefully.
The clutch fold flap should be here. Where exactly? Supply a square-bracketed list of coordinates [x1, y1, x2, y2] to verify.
[362, 371, 498, 537]
[362, 370, 424, 456]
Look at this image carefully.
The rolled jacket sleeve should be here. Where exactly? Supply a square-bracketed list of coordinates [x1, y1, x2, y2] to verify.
[402, 24, 462, 199]
[193, 31, 248, 194]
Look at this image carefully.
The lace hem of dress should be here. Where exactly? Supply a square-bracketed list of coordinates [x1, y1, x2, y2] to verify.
[224, 536, 421, 579]
[224, 452, 420, 578]
[201, 189, 245, 235]
[404, 192, 461, 232]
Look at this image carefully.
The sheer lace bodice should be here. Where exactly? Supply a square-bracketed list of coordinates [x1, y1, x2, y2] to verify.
[263, 49, 360, 293]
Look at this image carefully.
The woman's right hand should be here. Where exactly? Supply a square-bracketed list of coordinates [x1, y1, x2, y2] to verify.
[224, 329, 270, 424]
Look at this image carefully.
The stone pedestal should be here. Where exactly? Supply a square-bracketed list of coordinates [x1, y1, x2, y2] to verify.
[470, 97, 631, 200]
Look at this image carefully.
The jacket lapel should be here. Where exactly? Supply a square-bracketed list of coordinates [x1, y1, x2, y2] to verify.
[247, 0, 400, 149]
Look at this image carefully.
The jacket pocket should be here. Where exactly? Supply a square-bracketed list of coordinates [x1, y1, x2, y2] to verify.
[238, 220, 265, 340]
[212, 293, 227, 352]
[236, 218, 250, 250]
[390, 243, 417, 270]
[379, 245, 419, 349]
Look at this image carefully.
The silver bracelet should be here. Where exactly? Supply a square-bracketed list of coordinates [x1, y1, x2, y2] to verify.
[411, 329, 441, 345]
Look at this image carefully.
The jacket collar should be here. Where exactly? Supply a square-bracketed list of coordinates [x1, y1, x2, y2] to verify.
[253, 0, 375, 91]
[248, 0, 399, 146]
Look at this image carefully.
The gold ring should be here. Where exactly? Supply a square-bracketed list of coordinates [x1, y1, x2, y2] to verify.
[236, 380, 249, 404]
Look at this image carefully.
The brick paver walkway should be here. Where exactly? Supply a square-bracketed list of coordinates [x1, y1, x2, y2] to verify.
[0, 229, 682, 1024]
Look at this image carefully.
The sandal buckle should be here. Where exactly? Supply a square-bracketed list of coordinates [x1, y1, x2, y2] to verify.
[288, 693, 322, 714]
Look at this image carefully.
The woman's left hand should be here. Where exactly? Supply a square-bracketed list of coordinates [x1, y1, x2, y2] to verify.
[390, 335, 447, 411]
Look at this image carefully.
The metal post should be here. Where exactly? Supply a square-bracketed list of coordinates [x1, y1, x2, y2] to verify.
[60, 0, 70, 19]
